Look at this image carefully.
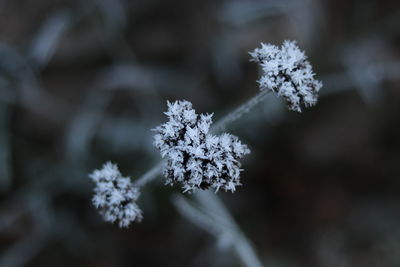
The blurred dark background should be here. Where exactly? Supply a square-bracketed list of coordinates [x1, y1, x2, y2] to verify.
[1, 0, 400, 266]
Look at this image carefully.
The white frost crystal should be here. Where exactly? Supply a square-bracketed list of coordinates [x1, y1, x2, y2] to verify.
[250, 40, 322, 112]
[153, 100, 250, 193]
[89, 162, 143, 227]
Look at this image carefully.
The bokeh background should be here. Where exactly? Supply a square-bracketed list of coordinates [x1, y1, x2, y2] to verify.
[1, 0, 400, 266]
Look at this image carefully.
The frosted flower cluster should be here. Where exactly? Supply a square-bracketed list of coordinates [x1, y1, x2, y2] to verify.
[89, 162, 143, 227]
[250, 40, 322, 112]
[153, 100, 250, 193]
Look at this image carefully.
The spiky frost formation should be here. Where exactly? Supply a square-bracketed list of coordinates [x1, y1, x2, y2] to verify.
[153, 100, 250, 193]
[250, 40, 322, 112]
[89, 162, 143, 227]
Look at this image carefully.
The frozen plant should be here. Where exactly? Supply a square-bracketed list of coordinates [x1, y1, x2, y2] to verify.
[88, 39, 322, 231]
[89, 161, 143, 227]
[250, 40, 322, 112]
[153, 100, 251, 193]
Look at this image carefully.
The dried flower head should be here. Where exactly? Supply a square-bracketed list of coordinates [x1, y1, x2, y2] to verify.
[250, 40, 322, 112]
[89, 162, 143, 227]
[153, 100, 250, 193]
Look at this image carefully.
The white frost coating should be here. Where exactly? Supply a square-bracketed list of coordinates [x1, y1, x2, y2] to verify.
[89, 162, 143, 227]
[250, 40, 322, 112]
[153, 100, 250, 193]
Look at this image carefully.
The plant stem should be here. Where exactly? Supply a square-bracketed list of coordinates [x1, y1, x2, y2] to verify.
[173, 192, 264, 267]
[211, 89, 270, 133]
[133, 160, 165, 187]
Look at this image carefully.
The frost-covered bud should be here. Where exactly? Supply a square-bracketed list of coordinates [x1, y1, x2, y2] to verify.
[250, 40, 322, 112]
[89, 162, 143, 227]
[153, 100, 250, 193]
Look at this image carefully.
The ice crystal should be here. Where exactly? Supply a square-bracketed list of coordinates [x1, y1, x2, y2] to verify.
[153, 100, 250, 193]
[89, 162, 143, 227]
[250, 40, 322, 112]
